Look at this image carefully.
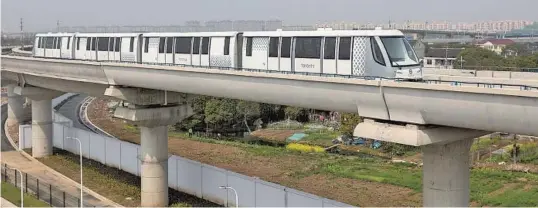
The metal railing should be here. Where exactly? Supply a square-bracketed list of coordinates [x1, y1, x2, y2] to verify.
[1, 163, 96, 207]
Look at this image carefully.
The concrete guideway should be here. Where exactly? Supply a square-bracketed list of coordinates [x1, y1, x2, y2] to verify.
[3, 54, 538, 207]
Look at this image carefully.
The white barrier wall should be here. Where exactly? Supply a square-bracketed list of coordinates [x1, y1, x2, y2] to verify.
[19, 122, 353, 207]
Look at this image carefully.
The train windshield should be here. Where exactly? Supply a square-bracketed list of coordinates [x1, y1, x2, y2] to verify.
[380, 37, 419, 67]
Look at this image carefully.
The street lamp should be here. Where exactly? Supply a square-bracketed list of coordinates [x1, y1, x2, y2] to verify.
[67, 136, 83, 207]
[13, 168, 23, 208]
[219, 186, 238, 208]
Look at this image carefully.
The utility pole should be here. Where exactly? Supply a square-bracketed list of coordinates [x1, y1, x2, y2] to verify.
[20, 18, 24, 48]
[57, 20, 60, 32]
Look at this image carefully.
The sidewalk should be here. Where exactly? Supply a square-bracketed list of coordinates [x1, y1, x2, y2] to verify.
[1, 151, 120, 207]
[1, 197, 17, 207]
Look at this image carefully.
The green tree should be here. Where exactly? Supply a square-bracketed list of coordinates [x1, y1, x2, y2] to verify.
[236, 100, 260, 133]
[339, 113, 362, 136]
[453, 47, 507, 70]
[284, 106, 307, 121]
[204, 98, 239, 130]
[502, 43, 531, 57]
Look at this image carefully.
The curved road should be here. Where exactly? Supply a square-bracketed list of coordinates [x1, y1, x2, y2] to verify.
[1, 104, 15, 151]
[56, 94, 91, 131]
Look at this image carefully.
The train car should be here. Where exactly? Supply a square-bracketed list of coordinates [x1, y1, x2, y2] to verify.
[73, 33, 141, 62]
[242, 28, 422, 79]
[33, 33, 76, 59]
[141, 32, 242, 68]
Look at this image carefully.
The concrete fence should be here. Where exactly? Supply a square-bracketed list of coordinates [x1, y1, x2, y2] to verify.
[19, 119, 352, 207]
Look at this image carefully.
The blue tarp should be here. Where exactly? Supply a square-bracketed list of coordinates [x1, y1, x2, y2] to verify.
[287, 133, 307, 141]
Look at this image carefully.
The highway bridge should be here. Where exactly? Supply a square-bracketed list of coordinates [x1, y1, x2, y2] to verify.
[2, 47, 538, 207]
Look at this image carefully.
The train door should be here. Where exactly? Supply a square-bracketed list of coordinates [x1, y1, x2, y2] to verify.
[200, 37, 210, 67]
[86, 37, 97, 61]
[165, 37, 174, 64]
[293, 37, 322, 73]
[157, 37, 166, 63]
[60, 36, 71, 59]
[75, 37, 86, 60]
[35, 37, 44, 57]
[97, 37, 109, 61]
[142, 37, 159, 63]
[192, 37, 201, 66]
[120, 37, 136, 62]
[244, 37, 269, 70]
[322, 37, 337, 74]
[336, 37, 352, 75]
[174, 37, 192, 65]
[108, 37, 116, 61]
[279, 37, 292, 72]
[50, 37, 59, 58]
[208, 36, 231, 67]
[267, 37, 279, 71]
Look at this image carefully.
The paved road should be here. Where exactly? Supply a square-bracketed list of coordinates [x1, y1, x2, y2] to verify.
[56, 94, 92, 131]
[1, 104, 15, 151]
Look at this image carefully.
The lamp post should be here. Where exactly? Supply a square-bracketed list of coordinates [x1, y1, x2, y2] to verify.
[13, 168, 23, 208]
[219, 186, 238, 208]
[67, 136, 83, 207]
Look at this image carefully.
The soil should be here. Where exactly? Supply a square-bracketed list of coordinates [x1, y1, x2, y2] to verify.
[87, 97, 421, 207]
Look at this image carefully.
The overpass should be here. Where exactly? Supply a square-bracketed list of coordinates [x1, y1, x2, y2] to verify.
[2, 54, 538, 207]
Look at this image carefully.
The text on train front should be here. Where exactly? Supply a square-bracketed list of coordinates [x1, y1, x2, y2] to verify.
[380, 36, 422, 79]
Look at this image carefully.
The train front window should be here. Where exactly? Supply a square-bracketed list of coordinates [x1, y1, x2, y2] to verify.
[380, 37, 419, 67]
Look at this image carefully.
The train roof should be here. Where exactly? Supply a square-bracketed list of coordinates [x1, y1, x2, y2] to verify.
[74, 33, 141, 37]
[142, 32, 240, 37]
[35, 33, 76, 37]
[243, 29, 405, 37]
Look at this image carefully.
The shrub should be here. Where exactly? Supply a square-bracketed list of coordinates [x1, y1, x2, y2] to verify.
[286, 143, 325, 153]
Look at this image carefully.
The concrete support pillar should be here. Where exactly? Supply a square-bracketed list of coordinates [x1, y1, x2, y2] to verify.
[31, 99, 53, 157]
[140, 125, 169, 207]
[113, 102, 193, 207]
[6, 85, 25, 126]
[14, 86, 63, 158]
[423, 139, 473, 207]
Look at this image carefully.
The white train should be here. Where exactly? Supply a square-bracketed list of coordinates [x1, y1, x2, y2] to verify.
[33, 28, 423, 80]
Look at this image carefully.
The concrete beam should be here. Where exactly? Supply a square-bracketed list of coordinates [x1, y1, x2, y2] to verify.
[113, 104, 193, 128]
[104, 86, 190, 106]
[13, 86, 64, 101]
[354, 119, 489, 146]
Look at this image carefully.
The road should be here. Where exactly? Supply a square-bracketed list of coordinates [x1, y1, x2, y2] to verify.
[55, 94, 92, 131]
[1, 104, 15, 151]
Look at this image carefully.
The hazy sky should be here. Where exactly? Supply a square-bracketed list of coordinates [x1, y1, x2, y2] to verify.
[2, 0, 537, 32]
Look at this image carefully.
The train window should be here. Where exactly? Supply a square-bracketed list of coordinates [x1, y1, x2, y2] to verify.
[144, 37, 149, 53]
[129, 37, 134, 52]
[295, 37, 322, 59]
[224, 37, 230, 55]
[48, 37, 55, 49]
[37, 37, 42, 48]
[338, 37, 351, 60]
[269, 37, 279, 58]
[92, 37, 97, 51]
[98, 37, 109, 51]
[324, 37, 336, 59]
[115, 37, 121, 52]
[166, 37, 174, 53]
[86, 38, 92, 51]
[159, 37, 166, 53]
[108, 37, 114, 51]
[52, 37, 57, 49]
[201, 37, 209, 55]
[67, 37, 71, 49]
[371, 37, 385, 66]
[281, 37, 291, 58]
[193, 37, 200, 54]
[76, 38, 81, 50]
[246, 37, 253, 57]
[175, 37, 192, 54]
[56, 37, 62, 49]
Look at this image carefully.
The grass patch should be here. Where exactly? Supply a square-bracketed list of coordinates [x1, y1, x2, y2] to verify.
[38, 148, 218, 207]
[470, 168, 538, 206]
[1, 182, 51, 207]
[298, 130, 340, 147]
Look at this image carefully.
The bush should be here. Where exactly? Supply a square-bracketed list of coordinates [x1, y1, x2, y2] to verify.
[286, 143, 325, 153]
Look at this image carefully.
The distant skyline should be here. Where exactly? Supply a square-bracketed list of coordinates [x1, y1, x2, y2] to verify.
[2, 0, 537, 32]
